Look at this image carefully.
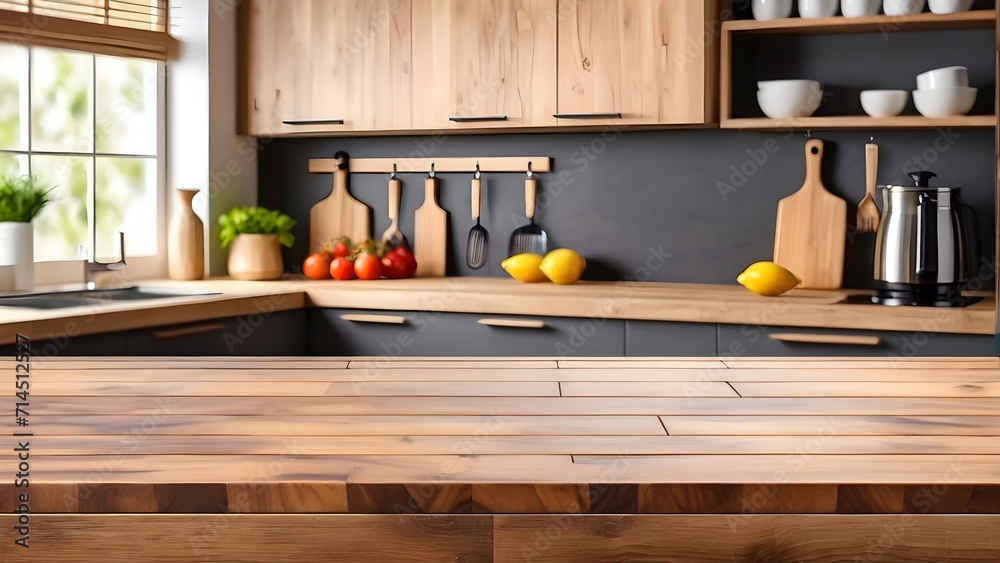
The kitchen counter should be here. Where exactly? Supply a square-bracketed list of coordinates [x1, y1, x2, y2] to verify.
[0, 277, 994, 344]
[0, 355, 997, 561]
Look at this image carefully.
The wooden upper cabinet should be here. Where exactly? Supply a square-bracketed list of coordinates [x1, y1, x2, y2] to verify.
[240, 0, 412, 135]
[556, 0, 717, 126]
[410, 0, 557, 130]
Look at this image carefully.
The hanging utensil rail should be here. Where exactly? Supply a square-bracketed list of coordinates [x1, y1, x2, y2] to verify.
[309, 156, 552, 174]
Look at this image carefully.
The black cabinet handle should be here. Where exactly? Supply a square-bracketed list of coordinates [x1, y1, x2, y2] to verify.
[448, 115, 508, 122]
[553, 112, 623, 119]
[282, 118, 345, 125]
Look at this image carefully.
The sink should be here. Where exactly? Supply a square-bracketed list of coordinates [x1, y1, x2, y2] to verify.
[0, 286, 221, 309]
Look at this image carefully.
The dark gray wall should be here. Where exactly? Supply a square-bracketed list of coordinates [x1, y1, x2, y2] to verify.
[258, 128, 995, 288]
[257, 26, 996, 290]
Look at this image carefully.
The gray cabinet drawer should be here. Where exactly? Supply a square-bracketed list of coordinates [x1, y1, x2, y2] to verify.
[126, 310, 307, 356]
[309, 309, 625, 357]
[0, 332, 127, 358]
[718, 324, 994, 357]
[626, 320, 717, 356]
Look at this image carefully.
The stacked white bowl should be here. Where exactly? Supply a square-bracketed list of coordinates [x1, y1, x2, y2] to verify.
[757, 80, 824, 119]
[912, 66, 977, 117]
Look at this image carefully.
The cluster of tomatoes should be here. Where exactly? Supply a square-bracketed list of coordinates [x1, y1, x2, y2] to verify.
[302, 237, 418, 281]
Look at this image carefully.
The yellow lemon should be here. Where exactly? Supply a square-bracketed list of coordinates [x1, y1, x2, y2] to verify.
[737, 261, 801, 296]
[539, 248, 587, 285]
[502, 253, 549, 283]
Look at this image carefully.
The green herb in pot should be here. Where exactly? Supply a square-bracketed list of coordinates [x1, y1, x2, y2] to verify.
[0, 175, 55, 223]
[218, 206, 297, 248]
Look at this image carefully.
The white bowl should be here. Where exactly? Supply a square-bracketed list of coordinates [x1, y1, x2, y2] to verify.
[842, 0, 881, 17]
[883, 0, 925, 15]
[752, 0, 794, 21]
[799, 0, 839, 17]
[757, 84, 824, 119]
[912, 87, 977, 117]
[861, 90, 909, 117]
[928, 0, 973, 13]
[757, 79, 822, 92]
[916, 66, 968, 90]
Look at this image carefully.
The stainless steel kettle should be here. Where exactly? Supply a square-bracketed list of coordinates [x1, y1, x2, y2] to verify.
[873, 171, 980, 306]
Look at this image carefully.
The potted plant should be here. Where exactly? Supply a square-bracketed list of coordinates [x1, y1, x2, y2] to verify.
[0, 175, 53, 290]
[218, 206, 296, 280]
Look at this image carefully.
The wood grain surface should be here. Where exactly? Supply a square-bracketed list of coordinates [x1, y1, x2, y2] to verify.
[1, 277, 994, 346]
[773, 139, 848, 289]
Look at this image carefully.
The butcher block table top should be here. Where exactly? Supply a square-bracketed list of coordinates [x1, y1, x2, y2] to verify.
[2, 355, 1000, 517]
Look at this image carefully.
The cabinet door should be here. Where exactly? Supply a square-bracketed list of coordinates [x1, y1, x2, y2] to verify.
[310, 309, 624, 356]
[556, 0, 714, 125]
[718, 324, 995, 357]
[411, 0, 557, 130]
[126, 311, 307, 356]
[242, 0, 411, 135]
[626, 321, 716, 356]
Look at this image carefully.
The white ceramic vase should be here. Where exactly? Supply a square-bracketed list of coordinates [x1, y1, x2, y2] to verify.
[0, 222, 34, 290]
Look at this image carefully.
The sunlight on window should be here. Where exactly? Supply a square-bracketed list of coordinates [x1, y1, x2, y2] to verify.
[31, 48, 94, 153]
[96, 157, 157, 257]
[0, 44, 27, 151]
[31, 155, 90, 262]
[96, 56, 158, 156]
[0, 45, 162, 263]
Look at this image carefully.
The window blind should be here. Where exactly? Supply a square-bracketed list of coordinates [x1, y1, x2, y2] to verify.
[0, 0, 171, 60]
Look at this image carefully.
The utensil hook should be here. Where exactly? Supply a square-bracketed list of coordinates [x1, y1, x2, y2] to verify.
[526, 161, 534, 179]
[474, 162, 481, 180]
[428, 162, 436, 178]
[390, 163, 397, 180]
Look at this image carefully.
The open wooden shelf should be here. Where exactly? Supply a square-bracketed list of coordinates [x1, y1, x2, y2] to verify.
[721, 114, 997, 130]
[719, 9, 998, 130]
[723, 9, 996, 34]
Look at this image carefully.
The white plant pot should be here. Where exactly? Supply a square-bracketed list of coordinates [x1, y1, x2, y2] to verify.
[0, 222, 34, 291]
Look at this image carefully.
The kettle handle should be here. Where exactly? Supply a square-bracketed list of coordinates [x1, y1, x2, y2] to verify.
[916, 192, 938, 278]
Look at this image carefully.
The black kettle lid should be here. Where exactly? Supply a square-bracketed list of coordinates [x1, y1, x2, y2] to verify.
[908, 171, 937, 187]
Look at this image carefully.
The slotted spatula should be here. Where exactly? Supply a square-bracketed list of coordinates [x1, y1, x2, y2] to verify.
[508, 166, 547, 256]
[466, 166, 488, 269]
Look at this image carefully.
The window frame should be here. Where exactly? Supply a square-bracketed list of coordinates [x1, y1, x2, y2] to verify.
[0, 43, 168, 285]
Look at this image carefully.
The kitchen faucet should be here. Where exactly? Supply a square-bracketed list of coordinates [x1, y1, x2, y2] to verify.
[84, 231, 126, 290]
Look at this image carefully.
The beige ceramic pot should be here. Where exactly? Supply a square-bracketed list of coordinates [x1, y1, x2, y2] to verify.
[227, 233, 284, 280]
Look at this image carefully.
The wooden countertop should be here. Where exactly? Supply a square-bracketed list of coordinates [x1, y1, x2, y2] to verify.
[2, 355, 999, 517]
[0, 277, 995, 344]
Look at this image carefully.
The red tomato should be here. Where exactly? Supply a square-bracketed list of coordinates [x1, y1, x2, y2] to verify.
[332, 240, 351, 259]
[302, 252, 333, 279]
[381, 246, 417, 279]
[354, 253, 382, 280]
[330, 257, 357, 280]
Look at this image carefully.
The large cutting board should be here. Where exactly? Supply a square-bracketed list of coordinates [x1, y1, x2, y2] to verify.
[414, 175, 447, 277]
[773, 139, 846, 289]
[310, 156, 371, 251]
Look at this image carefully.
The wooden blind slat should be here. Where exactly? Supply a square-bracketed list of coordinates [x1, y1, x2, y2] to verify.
[0, 0, 169, 59]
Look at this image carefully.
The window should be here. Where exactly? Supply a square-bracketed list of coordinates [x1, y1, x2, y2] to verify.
[0, 43, 163, 271]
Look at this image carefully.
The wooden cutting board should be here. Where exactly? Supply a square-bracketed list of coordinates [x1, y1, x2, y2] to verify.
[309, 156, 371, 251]
[773, 139, 846, 289]
[414, 175, 447, 277]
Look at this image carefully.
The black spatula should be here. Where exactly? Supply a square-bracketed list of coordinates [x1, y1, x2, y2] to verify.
[466, 166, 488, 269]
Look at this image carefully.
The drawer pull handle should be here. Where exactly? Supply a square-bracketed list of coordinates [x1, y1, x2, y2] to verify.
[152, 323, 228, 341]
[769, 333, 883, 346]
[448, 115, 508, 122]
[553, 112, 623, 119]
[478, 318, 547, 329]
[282, 118, 345, 125]
[340, 314, 407, 325]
